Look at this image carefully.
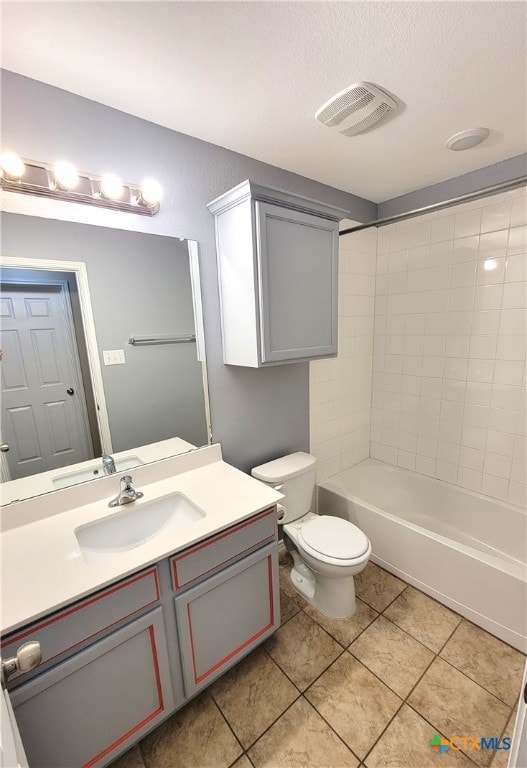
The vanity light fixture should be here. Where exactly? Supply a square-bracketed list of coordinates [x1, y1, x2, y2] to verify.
[53, 161, 80, 191]
[0, 151, 162, 215]
[0, 150, 26, 180]
[100, 173, 124, 201]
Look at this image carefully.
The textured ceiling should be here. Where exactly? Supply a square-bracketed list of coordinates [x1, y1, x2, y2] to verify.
[1, 1, 526, 202]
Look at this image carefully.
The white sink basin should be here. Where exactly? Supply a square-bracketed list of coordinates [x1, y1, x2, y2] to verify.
[75, 493, 206, 565]
[53, 456, 144, 490]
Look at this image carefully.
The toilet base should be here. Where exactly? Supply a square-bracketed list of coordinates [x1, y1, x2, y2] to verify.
[288, 564, 357, 620]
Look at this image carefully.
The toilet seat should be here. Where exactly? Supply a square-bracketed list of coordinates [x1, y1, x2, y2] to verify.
[298, 516, 370, 564]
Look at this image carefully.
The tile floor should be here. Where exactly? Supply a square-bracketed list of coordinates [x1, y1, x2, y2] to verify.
[110, 554, 525, 768]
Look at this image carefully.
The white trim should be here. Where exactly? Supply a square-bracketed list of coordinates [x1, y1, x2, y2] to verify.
[187, 240, 212, 443]
[0, 256, 112, 453]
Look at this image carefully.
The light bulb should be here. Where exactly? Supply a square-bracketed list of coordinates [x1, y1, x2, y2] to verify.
[100, 173, 124, 200]
[484, 259, 497, 271]
[0, 151, 25, 180]
[54, 161, 79, 190]
[140, 178, 163, 206]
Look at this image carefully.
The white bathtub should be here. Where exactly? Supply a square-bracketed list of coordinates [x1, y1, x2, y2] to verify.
[317, 459, 527, 652]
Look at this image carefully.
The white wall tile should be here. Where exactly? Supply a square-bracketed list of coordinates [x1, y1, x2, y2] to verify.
[452, 236, 479, 263]
[480, 201, 512, 234]
[505, 254, 527, 283]
[460, 446, 485, 471]
[366, 186, 527, 504]
[502, 282, 526, 309]
[472, 310, 500, 334]
[510, 198, 527, 228]
[481, 474, 509, 500]
[476, 257, 506, 285]
[431, 215, 455, 244]
[483, 453, 512, 479]
[455, 209, 482, 238]
[451, 262, 476, 287]
[507, 225, 527, 255]
[474, 284, 503, 310]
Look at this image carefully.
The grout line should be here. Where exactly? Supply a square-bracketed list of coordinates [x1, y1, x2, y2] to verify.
[435, 654, 516, 711]
[209, 694, 245, 759]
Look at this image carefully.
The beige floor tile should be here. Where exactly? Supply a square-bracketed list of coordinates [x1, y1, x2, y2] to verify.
[384, 586, 462, 652]
[305, 653, 402, 759]
[354, 563, 406, 612]
[231, 756, 253, 768]
[408, 657, 511, 767]
[303, 598, 378, 648]
[265, 610, 342, 691]
[365, 704, 474, 768]
[108, 745, 145, 768]
[440, 620, 526, 706]
[141, 692, 242, 768]
[211, 647, 299, 749]
[350, 615, 434, 697]
[248, 697, 358, 768]
[280, 591, 303, 624]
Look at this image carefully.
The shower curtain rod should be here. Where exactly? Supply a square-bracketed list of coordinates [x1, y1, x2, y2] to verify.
[339, 175, 527, 236]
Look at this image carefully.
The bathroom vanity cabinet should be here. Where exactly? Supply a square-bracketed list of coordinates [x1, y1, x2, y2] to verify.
[208, 180, 345, 367]
[2, 507, 279, 768]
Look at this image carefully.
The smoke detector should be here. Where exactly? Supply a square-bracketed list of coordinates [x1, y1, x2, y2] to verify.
[315, 82, 398, 136]
[446, 128, 490, 151]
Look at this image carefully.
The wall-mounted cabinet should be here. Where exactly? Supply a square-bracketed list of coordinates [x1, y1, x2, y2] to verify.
[208, 181, 346, 367]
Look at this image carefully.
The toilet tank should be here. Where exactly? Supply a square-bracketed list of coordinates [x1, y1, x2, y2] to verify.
[251, 452, 316, 524]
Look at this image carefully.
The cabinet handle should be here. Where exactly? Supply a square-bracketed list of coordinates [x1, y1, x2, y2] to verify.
[1, 641, 42, 686]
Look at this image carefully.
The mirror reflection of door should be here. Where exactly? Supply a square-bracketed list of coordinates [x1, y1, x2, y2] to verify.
[1, 278, 98, 480]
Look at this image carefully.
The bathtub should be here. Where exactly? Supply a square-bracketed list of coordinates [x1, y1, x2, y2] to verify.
[317, 459, 527, 652]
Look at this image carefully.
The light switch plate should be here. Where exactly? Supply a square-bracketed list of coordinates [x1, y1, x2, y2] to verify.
[103, 349, 125, 366]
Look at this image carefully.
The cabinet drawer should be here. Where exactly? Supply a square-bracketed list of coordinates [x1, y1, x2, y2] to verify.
[10, 607, 174, 768]
[2, 566, 160, 683]
[170, 507, 277, 590]
[175, 542, 279, 697]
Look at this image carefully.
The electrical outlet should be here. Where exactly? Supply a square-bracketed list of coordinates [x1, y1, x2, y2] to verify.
[103, 349, 125, 366]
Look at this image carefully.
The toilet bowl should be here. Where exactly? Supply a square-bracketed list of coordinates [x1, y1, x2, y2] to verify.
[251, 452, 371, 619]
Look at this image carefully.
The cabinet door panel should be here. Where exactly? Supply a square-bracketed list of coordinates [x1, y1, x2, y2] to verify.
[176, 543, 279, 697]
[10, 607, 174, 768]
[256, 202, 338, 363]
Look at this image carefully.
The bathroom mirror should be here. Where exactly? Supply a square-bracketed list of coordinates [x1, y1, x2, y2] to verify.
[0, 213, 211, 503]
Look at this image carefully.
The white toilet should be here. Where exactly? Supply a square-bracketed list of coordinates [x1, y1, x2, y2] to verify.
[252, 452, 371, 619]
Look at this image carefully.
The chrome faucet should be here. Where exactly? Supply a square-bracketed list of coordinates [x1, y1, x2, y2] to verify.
[102, 454, 116, 475]
[109, 475, 144, 508]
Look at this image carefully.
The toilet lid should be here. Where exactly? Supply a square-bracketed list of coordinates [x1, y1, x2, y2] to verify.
[299, 517, 369, 560]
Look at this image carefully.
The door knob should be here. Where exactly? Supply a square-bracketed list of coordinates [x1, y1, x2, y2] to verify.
[0, 444, 9, 452]
[1, 641, 42, 686]
[67, 388, 74, 396]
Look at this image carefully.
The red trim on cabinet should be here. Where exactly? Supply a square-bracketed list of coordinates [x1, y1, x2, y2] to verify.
[172, 508, 276, 589]
[2, 568, 160, 674]
[187, 554, 275, 685]
[82, 625, 164, 768]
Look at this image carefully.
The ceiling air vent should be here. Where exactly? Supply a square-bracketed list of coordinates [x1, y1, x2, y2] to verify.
[315, 82, 398, 136]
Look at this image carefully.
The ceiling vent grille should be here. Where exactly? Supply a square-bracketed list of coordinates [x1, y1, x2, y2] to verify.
[315, 82, 398, 136]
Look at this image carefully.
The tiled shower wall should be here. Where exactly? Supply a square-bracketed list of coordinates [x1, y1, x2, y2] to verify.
[371, 187, 527, 506]
[309, 225, 377, 483]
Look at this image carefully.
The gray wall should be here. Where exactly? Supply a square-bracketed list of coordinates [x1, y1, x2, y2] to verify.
[1, 69, 376, 472]
[379, 154, 527, 219]
[1, 213, 209, 452]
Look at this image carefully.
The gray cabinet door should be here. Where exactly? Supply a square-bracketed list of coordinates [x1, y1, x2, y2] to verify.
[10, 607, 174, 768]
[255, 202, 338, 363]
[175, 543, 279, 697]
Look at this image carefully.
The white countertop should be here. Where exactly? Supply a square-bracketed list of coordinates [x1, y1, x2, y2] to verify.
[0, 445, 282, 635]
